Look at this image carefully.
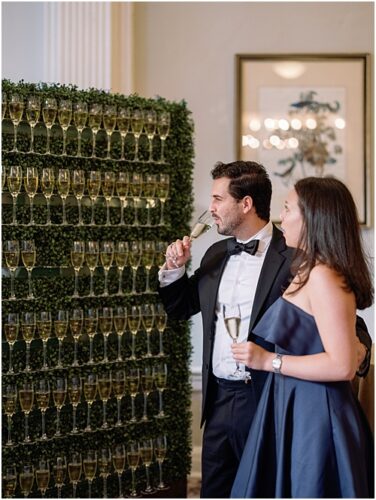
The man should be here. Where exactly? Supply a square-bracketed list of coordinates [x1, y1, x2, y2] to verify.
[158, 161, 371, 498]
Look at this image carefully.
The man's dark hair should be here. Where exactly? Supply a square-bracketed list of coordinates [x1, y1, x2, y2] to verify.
[211, 161, 272, 221]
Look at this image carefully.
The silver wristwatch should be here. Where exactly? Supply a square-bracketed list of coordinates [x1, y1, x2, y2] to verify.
[272, 353, 283, 374]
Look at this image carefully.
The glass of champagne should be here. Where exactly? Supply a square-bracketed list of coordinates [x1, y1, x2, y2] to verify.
[41, 167, 55, 225]
[98, 448, 111, 498]
[21, 312, 36, 371]
[57, 168, 70, 225]
[157, 173, 170, 226]
[154, 362, 168, 418]
[19, 381, 34, 442]
[140, 439, 155, 494]
[4, 240, 19, 300]
[141, 303, 155, 358]
[83, 450, 97, 498]
[24, 166, 39, 225]
[84, 373, 97, 432]
[143, 173, 157, 227]
[72, 169, 85, 226]
[53, 377, 67, 436]
[5, 313, 19, 374]
[100, 241, 114, 297]
[55, 309, 68, 368]
[87, 170, 101, 225]
[145, 109, 157, 162]
[117, 107, 131, 160]
[155, 303, 168, 357]
[103, 104, 117, 159]
[37, 311, 52, 370]
[35, 379, 50, 441]
[112, 369, 126, 426]
[71, 240, 85, 298]
[131, 108, 144, 162]
[3, 384, 17, 446]
[112, 444, 125, 498]
[128, 305, 141, 360]
[74, 101, 88, 157]
[154, 435, 168, 490]
[155, 241, 168, 269]
[190, 209, 214, 240]
[141, 365, 154, 422]
[127, 441, 140, 497]
[9, 93, 24, 152]
[130, 172, 142, 226]
[69, 375, 82, 434]
[21, 240, 36, 299]
[26, 95, 40, 153]
[223, 304, 243, 378]
[126, 367, 140, 423]
[158, 111, 170, 163]
[85, 307, 98, 365]
[58, 99, 72, 155]
[142, 240, 155, 293]
[102, 170, 115, 226]
[19, 464, 34, 498]
[54, 457, 66, 499]
[114, 305, 127, 362]
[68, 452, 82, 499]
[43, 97, 57, 155]
[115, 241, 128, 296]
[116, 171, 129, 226]
[129, 240, 142, 295]
[7, 165, 22, 225]
[88, 103, 102, 158]
[70, 308, 83, 367]
[99, 307, 113, 363]
[98, 371, 112, 428]
[35, 458, 50, 497]
[86, 241, 99, 297]
[3, 465, 17, 498]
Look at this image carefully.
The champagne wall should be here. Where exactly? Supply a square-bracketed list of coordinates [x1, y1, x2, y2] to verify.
[2, 79, 194, 498]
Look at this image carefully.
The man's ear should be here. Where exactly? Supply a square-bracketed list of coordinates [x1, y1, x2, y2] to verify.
[242, 195, 254, 214]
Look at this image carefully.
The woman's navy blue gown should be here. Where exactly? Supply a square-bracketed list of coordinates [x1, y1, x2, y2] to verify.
[231, 297, 374, 498]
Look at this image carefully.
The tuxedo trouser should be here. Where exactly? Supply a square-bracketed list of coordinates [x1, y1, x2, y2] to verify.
[201, 377, 258, 498]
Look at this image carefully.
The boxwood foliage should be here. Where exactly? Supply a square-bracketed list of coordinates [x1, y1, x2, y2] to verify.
[2, 79, 194, 498]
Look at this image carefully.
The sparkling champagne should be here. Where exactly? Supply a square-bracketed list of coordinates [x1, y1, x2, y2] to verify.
[99, 317, 112, 336]
[37, 320, 52, 341]
[69, 387, 81, 406]
[55, 321, 68, 339]
[102, 180, 114, 199]
[116, 180, 128, 198]
[158, 123, 170, 140]
[86, 252, 98, 271]
[9, 103, 23, 124]
[19, 389, 34, 413]
[115, 251, 127, 269]
[131, 117, 143, 137]
[142, 181, 156, 198]
[26, 108, 40, 126]
[129, 183, 142, 198]
[155, 313, 167, 331]
[35, 391, 50, 411]
[74, 110, 87, 131]
[155, 447, 166, 462]
[36, 469, 50, 491]
[68, 463, 81, 483]
[117, 116, 130, 135]
[21, 250, 36, 270]
[41, 178, 54, 197]
[19, 473, 34, 495]
[84, 382, 97, 403]
[128, 317, 140, 334]
[190, 222, 211, 240]
[127, 377, 139, 396]
[113, 316, 126, 333]
[127, 452, 140, 469]
[98, 379, 111, 400]
[103, 115, 116, 133]
[21, 324, 35, 343]
[58, 108, 72, 129]
[71, 251, 84, 270]
[53, 389, 66, 408]
[155, 373, 167, 390]
[4, 324, 18, 344]
[8, 176, 22, 195]
[112, 379, 125, 398]
[70, 319, 82, 339]
[4, 475, 17, 497]
[88, 113, 102, 132]
[99, 458, 111, 477]
[57, 179, 70, 197]
[72, 180, 85, 198]
[100, 252, 113, 270]
[43, 108, 57, 127]
[156, 184, 169, 200]
[83, 460, 97, 480]
[142, 316, 154, 331]
[224, 317, 240, 341]
[141, 251, 154, 269]
[113, 455, 125, 473]
[87, 179, 100, 199]
[84, 318, 97, 337]
[4, 251, 19, 270]
[140, 447, 153, 466]
[24, 176, 38, 195]
[141, 375, 154, 393]
[4, 394, 17, 415]
[128, 252, 141, 270]
[54, 466, 65, 486]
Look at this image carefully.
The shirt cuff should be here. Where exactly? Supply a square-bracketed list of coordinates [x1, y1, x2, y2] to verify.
[158, 263, 186, 287]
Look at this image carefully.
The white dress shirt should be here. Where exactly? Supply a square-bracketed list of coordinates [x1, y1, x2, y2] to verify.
[159, 222, 273, 380]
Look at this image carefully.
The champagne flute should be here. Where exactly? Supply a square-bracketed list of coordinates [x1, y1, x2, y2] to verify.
[53, 377, 67, 436]
[35, 458, 50, 497]
[85, 307, 98, 365]
[58, 99, 72, 155]
[115, 241, 128, 296]
[223, 304, 243, 378]
[98, 371, 112, 428]
[99, 307, 113, 363]
[9, 93, 24, 152]
[4, 313, 19, 373]
[21, 312, 36, 371]
[41, 167, 55, 225]
[190, 209, 214, 240]
[55, 309, 68, 368]
[68, 452, 82, 498]
[131, 108, 144, 162]
[145, 109, 157, 162]
[26, 95, 40, 153]
[142, 240, 155, 293]
[142, 173, 157, 227]
[128, 305, 141, 360]
[103, 104, 117, 159]
[74, 101, 88, 157]
[112, 369, 126, 426]
[83, 450, 97, 498]
[100, 241, 114, 296]
[19, 381, 34, 442]
[157, 173, 170, 225]
[141, 303, 155, 358]
[117, 107, 131, 160]
[72, 169, 85, 226]
[21, 240, 36, 300]
[116, 171, 129, 226]
[3, 384, 17, 446]
[141, 365, 154, 422]
[2, 91, 7, 120]
[140, 439, 155, 494]
[114, 305, 127, 362]
[3, 465, 17, 498]
[4, 240, 19, 300]
[71, 240, 85, 298]
[86, 241, 99, 297]
[127, 441, 140, 497]
[69, 375, 82, 434]
[43, 97, 57, 155]
[126, 367, 140, 423]
[37, 311, 52, 370]
[57, 168, 70, 225]
[158, 111, 170, 163]
[98, 448, 111, 498]
[89, 103, 102, 158]
[155, 303, 168, 357]
[70, 308, 83, 367]
[88, 170, 101, 225]
[84, 373, 97, 432]
[154, 435, 168, 489]
[19, 464, 34, 498]
[155, 241, 168, 268]
[7, 165, 22, 225]
[24, 166, 38, 225]
[102, 171, 115, 226]
[130, 172, 142, 226]
[54, 457, 66, 499]
[35, 379, 50, 441]
[112, 444, 125, 498]
[154, 362, 167, 418]
[129, 240, 142, 295]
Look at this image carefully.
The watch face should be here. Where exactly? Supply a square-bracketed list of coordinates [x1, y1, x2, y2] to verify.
[272, 356, 282, 371]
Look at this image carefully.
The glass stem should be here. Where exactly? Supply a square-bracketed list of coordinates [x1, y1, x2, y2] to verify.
[142, 393, 148, 420]
[89, 337, 94, 364]
[118, 473, 122, 497]
[62, 129, 67, 155]
[117, 399, 122, 425]
[120, 136, 125, 160]
[10, 270, 16, 300]
[46, 197, 51, 225]
[13, 124, 18, 151]
[90, 199, 96, 225]
[30, 126, 35, 153]
[146, 332, 151, 357]
[131, 468, 136, 495]
[24, 413, 30, 442]
[133, 200, 140, 226]
[41, 411, 46, 439]
[105, 199, 110, 226]
[7, 415, 12, 445]
[42, 341, 47, 369]
[119, 199, 125, 226]
[57, 485, 62, 499]
[72, 406, 77, 433]
[117, 334, 122, 361]
[145, 465, 151, 490]
[88, 480, 92, 498]
[158, 390, 164, 415]
[117, 268, 123, 295]
[106, 133, 111, 159]
[72, 483, 77, 498]
[134, 137, 139, 161]
[12, 195, 17, 225]
[159, 200, 166, 225]
[145, 269, 151, 293]
[8, 344, 14, 373]
[73, 339, 78, 366]
[27, 269, 33, 299]
[102, 401, 107, 427]
[74, 270, 79, 297]
[131, 268, 137, 294]
[158, 462, 164, 488]
[46, 127, 51, 154]
[131, 335, 136, 360]
[25, 343, 31, 371]
[62, 198, 67, 225]
[29, 196, 34, 225]
[57, 339, 63, 367]
[131, 396, 136, 421]
[103, 336, 108, 362]
[160, 139, 165, 163]
[86, 403, 91, 430]
[159, 332, 164, 356]
[77, 199, 83, 225]
[148, 138, 153, 162]
[56, 408, 61, 435]
[103, 477, 107, 499]
[77, 131, 82, 157]
[146, 204, 152, 227]
[92, 132, 97, 158]
[89, 270, 95, 297]
[104, 269, 109, 296]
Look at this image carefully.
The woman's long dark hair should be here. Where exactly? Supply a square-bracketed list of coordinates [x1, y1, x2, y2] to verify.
[290, 176, 373, 310]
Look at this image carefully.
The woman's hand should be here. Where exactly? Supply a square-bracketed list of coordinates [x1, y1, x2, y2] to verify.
[231, 341, 273, 371]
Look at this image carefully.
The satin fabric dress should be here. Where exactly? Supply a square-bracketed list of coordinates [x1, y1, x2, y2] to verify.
[231, 297, 374, 498]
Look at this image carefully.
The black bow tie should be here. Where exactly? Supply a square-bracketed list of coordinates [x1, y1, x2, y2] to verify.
[227, 238, 260, 256]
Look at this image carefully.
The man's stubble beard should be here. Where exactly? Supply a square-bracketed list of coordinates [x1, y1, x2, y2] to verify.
[216, 212, 244, 237]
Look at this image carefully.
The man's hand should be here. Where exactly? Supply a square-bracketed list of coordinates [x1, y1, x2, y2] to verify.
[231, 341, 271, 371]
[165, 236, 192, 270]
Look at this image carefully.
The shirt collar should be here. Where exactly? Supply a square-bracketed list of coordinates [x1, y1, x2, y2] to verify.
[237, 221, 273, 254]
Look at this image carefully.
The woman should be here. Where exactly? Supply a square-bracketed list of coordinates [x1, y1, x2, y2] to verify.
[230, 176, 373, 498]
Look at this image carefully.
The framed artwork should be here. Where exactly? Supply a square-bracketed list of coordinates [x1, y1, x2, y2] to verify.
[236, 54, 371, 225]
